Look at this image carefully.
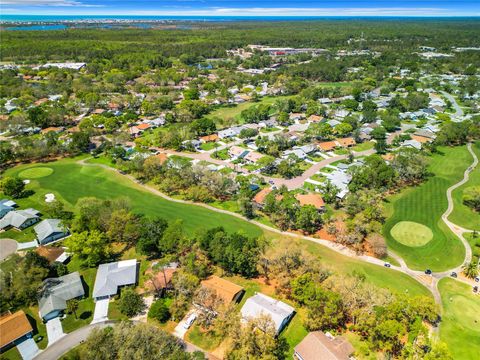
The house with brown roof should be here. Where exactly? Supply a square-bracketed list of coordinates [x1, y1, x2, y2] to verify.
[0, 310, 33, 350]
[410, 134, 432, 144]
[199, 134, 219, 143]
[200, 276, 245, 305]
[336, 137, 356, 148]
[144, 263, 178, 294]
[318, 141, 338, 152]
[36, 246, 69, 264]
[307, 114, 323, 123]
[295, 193, 325, 211]
[244, 151, 264, 164]
[252, 188, 273, 209]
[294, 331, 354, 360]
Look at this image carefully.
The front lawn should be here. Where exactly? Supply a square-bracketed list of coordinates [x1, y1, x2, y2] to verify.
[351, 141, 374, 152]
[0, 227, 36, 243]
[200, 142, 217, 151]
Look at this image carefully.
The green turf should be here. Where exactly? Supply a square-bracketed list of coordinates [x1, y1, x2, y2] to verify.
[390, 221, 433, 247]
[18, 167, 54, 179]
[351, 141, 374, 152]
[449, 142, 480, 230]
[383, 146, 469, 271]
[2, 158, 262, 237]
[438, 278, 480, 360]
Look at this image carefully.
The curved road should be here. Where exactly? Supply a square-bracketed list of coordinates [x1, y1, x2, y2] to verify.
[441, 91, 464, 117]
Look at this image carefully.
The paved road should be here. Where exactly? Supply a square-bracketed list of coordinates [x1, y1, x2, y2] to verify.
[441, 91, 464, 117]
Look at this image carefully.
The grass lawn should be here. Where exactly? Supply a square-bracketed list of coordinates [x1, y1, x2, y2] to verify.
[2, 158, 261, 237]
[383, 146, 469, 271]
[390, 221, 433, 247]
[0, 227, 36, 243]
[449, 141, 480, 230]
[351, 141, 374, 152]
[200, 142, 217, 151]
[438, 278, 480, 360]
[186, 325, 223, 351]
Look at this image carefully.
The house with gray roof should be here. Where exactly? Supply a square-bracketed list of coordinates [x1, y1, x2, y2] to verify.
[38, 272, 85, 321]
[34, 219, 69, 245]
[92, 259, 138, 301]
[0, 200, 15, 219]
[240, 293, 295, 334]
[0, 209, 40, 230]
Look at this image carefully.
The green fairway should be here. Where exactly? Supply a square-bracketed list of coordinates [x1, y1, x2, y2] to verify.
[390, 221, 433, 247]
[438, 278, 480, 360]
[449, 142, 480, 230]
[3, 158, 262, 237]
[383, 146, 469, 271]
[18, 167, 54, 179]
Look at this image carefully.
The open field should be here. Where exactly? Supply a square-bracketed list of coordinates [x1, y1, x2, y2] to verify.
[2, 158, 262, 237]
[438, 278, 480, 360]
[383, 146, 470, 271]
[449, 141, 480, 230]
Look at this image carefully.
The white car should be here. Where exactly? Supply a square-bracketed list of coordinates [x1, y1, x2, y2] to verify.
[183, 313, 197, 329]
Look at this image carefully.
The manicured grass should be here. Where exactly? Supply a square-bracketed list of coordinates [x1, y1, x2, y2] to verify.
[0, 227, 36, 243]
[200, 142, 217, 151]
[18, 166, 54, 179]
[186, 325, 223, 351]
[390, 221, 433, 247]
[3, 158, 262, 237]
[449, 141, 480, 230]
[351, 141, 374, 152]
[438, 278, 480, 360]
[383, 146, 469, 271]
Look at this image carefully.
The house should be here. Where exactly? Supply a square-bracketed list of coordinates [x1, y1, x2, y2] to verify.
[327, 119, 341, 128]
[307, 115, 323, 123]
[200, 276, 245, 305]
[244, 151, 264, 164]
[318, 141, 338, 152]
[297, 144, 317, 154]
[336, 137, 356, 148]
[289, 113, 305, 122]
[325, 170, 352, 199]
[295, 193, 325, 211]
[252, 188, 273, 209]
[401, 139, 422, 150]
[0, 310, 33, 351]
[0, 200, 14, 219]
[318, 97, 332, 104]
[36, 246, 70, 264]
[240, 293, 295, 335]
[92, 259, 138, 301]
[0, 209, 40, 230]
[199, 134, 219, 143]
[294, 331, 354, 360]
[38, 272, 85, 321]
[218, 126, 244, 139]
[333, 110, 349, 120]
[34, 219, 69, 245]
[41, 127, 64, 135]
[259, 119, 278, 128]
[228, 146, 249, 159]
[284, 149, 307, 160]
[144, 262, 178, 294]
[411, 134, 432, 144]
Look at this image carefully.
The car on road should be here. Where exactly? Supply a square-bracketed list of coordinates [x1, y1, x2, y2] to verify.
[475, 276, 479, 283]
[183, 313, 197, 329]
[425, 269, 432, 275]
[384, 262, 391, 268]
[450, 272, 457, 278]
[473, 286, 478, 293]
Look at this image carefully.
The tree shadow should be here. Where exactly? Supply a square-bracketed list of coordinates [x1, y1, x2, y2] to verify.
[79, 311, 92, 320]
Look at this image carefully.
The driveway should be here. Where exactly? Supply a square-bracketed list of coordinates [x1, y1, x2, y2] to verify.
[91, 298, 109, 323]
[17, 240, 38, 250]
[16, 338, 39, 360]
[131, 295, 154, 323]
[46, 318, 65, 345]
[0, 239, 17, 261]
[173, 311, 196, 339]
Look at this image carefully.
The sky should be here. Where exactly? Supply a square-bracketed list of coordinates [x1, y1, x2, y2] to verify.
[1, 0, 480, 17]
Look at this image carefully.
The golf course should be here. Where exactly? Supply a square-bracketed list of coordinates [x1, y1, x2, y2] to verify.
[1, 157, 432, 298]
[449, 141, 480, 230]
[438, 278, 480, 360]
[383, 145, 471, 271]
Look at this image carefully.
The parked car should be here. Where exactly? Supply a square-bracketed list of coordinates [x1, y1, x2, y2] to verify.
[384, 262, 391, 268]
[473, 286, 478, 293]
[183, 313, 197, 329]
[450, 272, 457, 278]
[425, 269, 432, 275]
[475, 276, 479, 283]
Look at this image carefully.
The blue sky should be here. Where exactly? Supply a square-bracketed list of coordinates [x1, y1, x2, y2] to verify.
[1, 0, 479, 16]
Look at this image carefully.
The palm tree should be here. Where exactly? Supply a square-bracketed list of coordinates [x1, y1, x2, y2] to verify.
[463, 260, 479, 279]
[67, 299, 79, 319]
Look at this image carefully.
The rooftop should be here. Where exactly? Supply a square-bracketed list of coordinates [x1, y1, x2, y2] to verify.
[92, 259, 137, 299]
[0, 310, 33, 348]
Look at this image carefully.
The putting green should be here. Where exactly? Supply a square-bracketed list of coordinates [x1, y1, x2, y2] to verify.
[390, 221, 433, 247]
[18, 167, 54, 179]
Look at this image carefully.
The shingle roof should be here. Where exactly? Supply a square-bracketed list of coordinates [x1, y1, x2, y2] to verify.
[34, 219, 67, 243]
[92, 259, 137, 299]
[38, 272, 85, 319]
[0, 310, 33, 348]
[294, 331, 354, 360]
[201, 276, 244, 304]
[240, 293, 295, 334]
[0, 209, 39, 229]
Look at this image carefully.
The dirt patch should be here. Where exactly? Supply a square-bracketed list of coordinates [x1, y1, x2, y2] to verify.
[0, 238, 17, 261]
